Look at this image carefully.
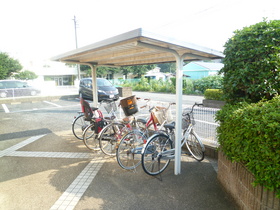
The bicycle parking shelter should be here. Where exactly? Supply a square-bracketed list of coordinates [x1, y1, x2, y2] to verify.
[52, 28, 224, 175]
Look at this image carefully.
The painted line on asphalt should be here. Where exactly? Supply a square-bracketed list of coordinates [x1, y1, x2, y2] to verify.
[0, 134, 46, 157]
[1, 104, 9, 113]
[43, 100, 62, 107]
[0, 133, 106, 210]
[5, 104, 80, 113]
[6, 151, 97, 159]
[50, 157, 105, 210]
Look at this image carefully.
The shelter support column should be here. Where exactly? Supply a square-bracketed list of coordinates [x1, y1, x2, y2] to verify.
[89, 64, 98, 107]
[174, 54, 184, 175]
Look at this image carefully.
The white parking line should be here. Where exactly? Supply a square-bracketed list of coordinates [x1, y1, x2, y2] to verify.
[5, 104, 80, 113]
[0, 134, 46, 157]
[7, 151, 96, 159]
[43, 101, 62, 107]
[1, 104, 9, 113]
[0, 133, 105, 210]
[50, 157, 105, 210]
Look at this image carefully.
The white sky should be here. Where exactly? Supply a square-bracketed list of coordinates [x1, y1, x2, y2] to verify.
[0, 0, 279, 67]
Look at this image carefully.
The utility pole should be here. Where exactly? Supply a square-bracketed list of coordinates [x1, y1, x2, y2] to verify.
[73, 15, 81, 80]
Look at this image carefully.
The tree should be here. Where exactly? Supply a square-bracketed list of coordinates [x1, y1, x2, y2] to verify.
[0, 52, 23, 79]
[14, 70, 38, 80]
[126, 64, 156, 78]
[220, 19, 280, 103]
[157, 63, 176, 73]
[121, 66, 132, 79]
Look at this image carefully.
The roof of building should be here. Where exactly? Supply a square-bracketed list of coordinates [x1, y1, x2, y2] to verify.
[185, 61, 224, 70]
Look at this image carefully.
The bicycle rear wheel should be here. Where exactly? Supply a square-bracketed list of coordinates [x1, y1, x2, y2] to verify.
[185, 130, 205, 161]
[72, 114, 93, 140]
[141, 133, 173, 176]
[116, 130, 147, 170]
[83, 124, 99, 150]
[98, 122, 126, 156]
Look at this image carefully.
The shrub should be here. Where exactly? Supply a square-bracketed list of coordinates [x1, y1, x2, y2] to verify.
[215, 96, 280, 197]
[182, 78, 194, 94]
[204, 89, 223, 100]
[220, 19, 280, 103]
[193, 75, 223, 93]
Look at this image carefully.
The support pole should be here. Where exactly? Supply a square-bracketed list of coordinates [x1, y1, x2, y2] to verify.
[135, 41, 186, 174]
[89, 64, 98, 107]
[174, 55, 183, 175]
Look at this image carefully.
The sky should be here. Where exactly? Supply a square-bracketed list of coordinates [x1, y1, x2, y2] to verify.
[0, 0, 279, 68]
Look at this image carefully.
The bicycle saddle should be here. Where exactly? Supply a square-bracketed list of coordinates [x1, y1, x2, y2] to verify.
[163, 121, 175, 130]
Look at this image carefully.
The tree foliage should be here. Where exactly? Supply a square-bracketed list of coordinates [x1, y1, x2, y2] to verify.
[157, 63, 176, 73]
[14, 70, 38, 80]
[124, 64, 156, 78]
[0, 52, 23, 79]
[220, 19, 280, 103]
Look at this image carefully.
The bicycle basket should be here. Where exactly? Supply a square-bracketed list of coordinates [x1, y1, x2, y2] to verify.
[182, 107, 195, 129]
[152, 106, 172, 125]
[104, 101, 117, 114]
[120, 95, 138, 116]
[182, 113, 191, 130]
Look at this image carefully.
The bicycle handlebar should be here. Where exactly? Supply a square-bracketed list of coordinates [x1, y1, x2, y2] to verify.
[195, 102, 203, 106]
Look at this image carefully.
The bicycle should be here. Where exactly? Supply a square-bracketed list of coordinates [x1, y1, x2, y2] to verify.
[141, 103, 205, 176]
[82, 98, 119, 152]
[72, 97, 102, 140]
[116, 101, 175, 171]
[94, 96, 152, 156]
[83, 95, 146, 156]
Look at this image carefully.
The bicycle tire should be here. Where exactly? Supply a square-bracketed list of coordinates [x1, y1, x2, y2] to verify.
[185, 130, 205, 161]
[98, 122, 127, 156]
[83, 124, 99, 150]
[116, 130, 147, 170]
[141, 133, 173, 176]
[72, 114, 93, 140]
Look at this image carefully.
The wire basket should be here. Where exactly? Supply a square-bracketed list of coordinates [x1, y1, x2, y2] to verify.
[152, 106, 173, 125]
[182, 109, 195, 129]
[104, 101, 117, 114]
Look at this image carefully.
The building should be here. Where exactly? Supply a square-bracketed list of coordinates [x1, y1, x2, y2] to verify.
[182, 61, 224, 80]
[144, 67, 167, 80]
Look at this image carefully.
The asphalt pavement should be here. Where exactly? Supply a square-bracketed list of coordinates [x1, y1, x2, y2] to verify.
[0, 90, 238, 210]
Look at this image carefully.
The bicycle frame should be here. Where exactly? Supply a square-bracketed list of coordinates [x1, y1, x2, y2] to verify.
[142, 103, 205, 160]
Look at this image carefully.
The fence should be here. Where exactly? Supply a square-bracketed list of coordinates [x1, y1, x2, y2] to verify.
[121, 100, 220, 147]
[182, 105, 220, 147]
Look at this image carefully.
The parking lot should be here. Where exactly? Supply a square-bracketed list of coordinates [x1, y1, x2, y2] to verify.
[0, 93, 237, 210]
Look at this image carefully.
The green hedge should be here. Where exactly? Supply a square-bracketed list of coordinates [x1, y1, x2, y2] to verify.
[204, 89, 223, 100]
[216, 96, 280, 197]
[193, 75, 223, 93]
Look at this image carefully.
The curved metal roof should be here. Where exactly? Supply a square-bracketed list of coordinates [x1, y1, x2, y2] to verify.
[51, 28, 224, 66]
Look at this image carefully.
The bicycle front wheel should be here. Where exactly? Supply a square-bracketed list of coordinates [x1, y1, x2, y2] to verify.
[116, 130, 147, 170]
[141, 133, 173, 176]
[83, 124, 99, 150]
[185, 130, 205, 161]
[98, 122, 127, 156]
[72, 114, 93, 140]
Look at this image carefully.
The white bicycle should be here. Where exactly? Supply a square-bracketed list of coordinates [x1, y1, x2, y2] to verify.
[141, 103, 205, 176]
